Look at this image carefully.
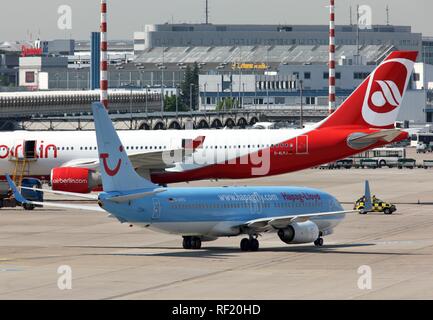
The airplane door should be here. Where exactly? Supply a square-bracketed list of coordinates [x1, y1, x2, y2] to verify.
[249, 193, 263, 215]
[296, 135, 309, 154]
[152, 198, 161, 220]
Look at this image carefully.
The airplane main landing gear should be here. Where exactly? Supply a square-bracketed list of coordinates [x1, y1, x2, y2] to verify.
[314, 237, 324, 247]
[182, 236, 202, 249]
[240, 237, 259, 252]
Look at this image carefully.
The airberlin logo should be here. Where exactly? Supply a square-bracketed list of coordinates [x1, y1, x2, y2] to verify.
[99, 146, 123, 176]
[370, 80, 403, 113]
[362, 58, 413, 127]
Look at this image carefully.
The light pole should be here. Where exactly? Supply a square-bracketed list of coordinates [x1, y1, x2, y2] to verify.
[145, 86, 149, 117]
[299, 79, 304, 129]
[266, 74, 270, 110]
[242, 82, 245, 109]
[190, 83, 194, 115]
[159, 65, 167, 114]
[217, 83, 220, 112]
[204, 82, 207, 113]
[175, 85, 179, 117]
[129, 84, 133, 129]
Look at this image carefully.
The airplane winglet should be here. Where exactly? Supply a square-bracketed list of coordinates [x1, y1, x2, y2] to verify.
[5, 174, 29, 204]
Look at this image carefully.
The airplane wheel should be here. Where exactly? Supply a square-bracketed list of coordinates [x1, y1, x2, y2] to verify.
[23, 203, 35, 211]
[182, 237, 192, 249]
[191, 238, 202, 249]
[250, 239, 259, 252]
[240, 238, 250, 251]
[314, 238, 324, 247]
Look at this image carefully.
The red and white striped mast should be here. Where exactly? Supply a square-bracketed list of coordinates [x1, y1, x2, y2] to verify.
[100, 0, 108, 108]
[328, 0, 336, 114]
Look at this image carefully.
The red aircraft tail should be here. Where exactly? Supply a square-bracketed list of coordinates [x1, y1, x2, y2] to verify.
[319, 51, 418, 129]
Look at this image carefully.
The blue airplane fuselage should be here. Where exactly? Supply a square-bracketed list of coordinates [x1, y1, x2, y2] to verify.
[99, 186, 345, 238]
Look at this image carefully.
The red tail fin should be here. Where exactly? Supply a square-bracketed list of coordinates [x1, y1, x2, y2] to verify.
[319, 51, 418, 129]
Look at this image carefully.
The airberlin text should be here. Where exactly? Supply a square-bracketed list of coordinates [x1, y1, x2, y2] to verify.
[0, 142, 58, 159]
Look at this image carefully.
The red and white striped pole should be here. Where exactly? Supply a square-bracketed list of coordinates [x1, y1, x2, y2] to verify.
[100, 0, 108, 108]
[328, 0, 336, 114]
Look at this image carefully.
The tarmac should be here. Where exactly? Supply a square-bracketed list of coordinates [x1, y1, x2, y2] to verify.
[1, 165, 433, 299]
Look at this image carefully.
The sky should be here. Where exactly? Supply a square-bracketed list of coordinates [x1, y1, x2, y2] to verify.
[0, 0, 432, 41]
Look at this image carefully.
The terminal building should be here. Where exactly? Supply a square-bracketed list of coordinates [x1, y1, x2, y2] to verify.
[134, 23, 428, 61]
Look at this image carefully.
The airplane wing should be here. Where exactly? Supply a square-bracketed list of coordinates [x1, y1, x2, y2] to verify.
[60, 136, 206, 171]
[6, 175, 104, 212]
[240, 210, 357, 231]
[20, 186, 99, 200]
[347, 129, 403, 149]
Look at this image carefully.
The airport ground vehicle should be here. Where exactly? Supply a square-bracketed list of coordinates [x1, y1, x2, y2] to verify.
[0, 178, 43, 210]
[423, 160, 433, 169]
[0, 51, 417, 193]
[351, 148, 406, 168]
[415, 133, 433, 153]
[7, 103, 359, 251]
[354, 182, 396, 215]
[397, 158, 416, 169]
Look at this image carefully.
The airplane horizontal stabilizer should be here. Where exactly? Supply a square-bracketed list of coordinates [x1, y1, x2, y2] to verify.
[6, 175, 104, 212]
[20, 186, 99, 200]
[347, 129, 403, 150]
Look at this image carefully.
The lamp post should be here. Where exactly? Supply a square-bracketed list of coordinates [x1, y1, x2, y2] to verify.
[217, 83, 220, 112]
[190, 83, 194, 115]
[159, 65, 167, 114]
[266, 74, 270, 110]
[203, 82, 207, 113]
[242, 82, 245, 109]
[129, 83, 133, 129]
[299, 79, 304, 129]
[175, 85, 179, 117]
[145, 86, 149, 117]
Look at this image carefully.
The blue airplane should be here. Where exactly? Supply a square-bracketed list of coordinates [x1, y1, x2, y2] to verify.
[7, 102, 357, 251]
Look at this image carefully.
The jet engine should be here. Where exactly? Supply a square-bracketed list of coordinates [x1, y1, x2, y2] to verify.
[277, 221, 320, 244]
[51, 167, 101, 193]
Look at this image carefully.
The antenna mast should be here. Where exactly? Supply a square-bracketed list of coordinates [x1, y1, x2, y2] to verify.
[205, 0, 209, 24]
[386, 5, 390, 25]
[328, 0, 336, 115]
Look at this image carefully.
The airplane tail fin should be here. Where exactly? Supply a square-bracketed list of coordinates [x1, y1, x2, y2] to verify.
[319, 51, 417, 130]
[92, 102, 158, 192]
[363, 180, 372, 212]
